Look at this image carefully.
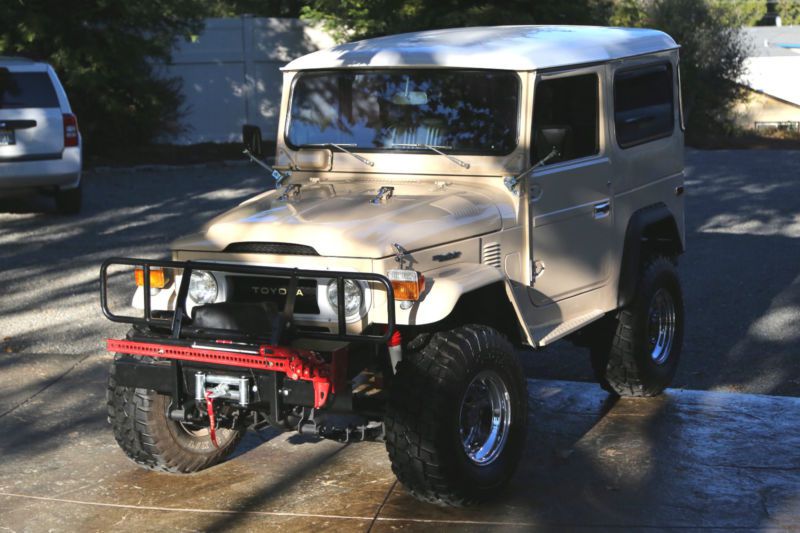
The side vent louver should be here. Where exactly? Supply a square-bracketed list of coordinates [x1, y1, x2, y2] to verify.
[482, 242, 502, 269]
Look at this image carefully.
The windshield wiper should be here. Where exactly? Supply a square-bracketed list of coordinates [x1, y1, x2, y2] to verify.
[504, 147, 560, 193]
[392, 143, 470, 169]
[243, 148, 289, 186]
[302, 143, 374, 167]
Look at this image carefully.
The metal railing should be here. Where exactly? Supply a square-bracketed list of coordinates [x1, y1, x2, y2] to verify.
[100, 257, 395, 344]
[754, 121, 800, 132]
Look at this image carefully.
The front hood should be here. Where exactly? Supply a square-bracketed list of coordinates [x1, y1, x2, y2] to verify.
[174, 181, 503, 258]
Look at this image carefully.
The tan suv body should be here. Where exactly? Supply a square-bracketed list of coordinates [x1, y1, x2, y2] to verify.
[103, 26, 685, 506]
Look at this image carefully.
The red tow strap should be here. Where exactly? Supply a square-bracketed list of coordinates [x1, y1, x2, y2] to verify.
[203, 389, 219, 449]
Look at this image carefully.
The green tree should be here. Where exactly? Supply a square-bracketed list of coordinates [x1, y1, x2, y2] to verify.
[708, 0, 767, 26]
[203, 0, 307, 18]
[776, 0, 800, 24]
[301, 0, 613, 43]
[610, 0, 649, 26]
[0, 0, 211, 154]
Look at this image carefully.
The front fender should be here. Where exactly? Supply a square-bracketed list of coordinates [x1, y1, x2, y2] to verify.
[366, 263, 504, 326]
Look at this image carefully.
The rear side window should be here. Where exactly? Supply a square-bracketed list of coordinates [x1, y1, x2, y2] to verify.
[532, 73, 599, 164]
[0, 70, 59, 109]
[614, 64, 674, 148]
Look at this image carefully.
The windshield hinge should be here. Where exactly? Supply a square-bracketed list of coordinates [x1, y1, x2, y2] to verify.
[504, 175, 521, 195]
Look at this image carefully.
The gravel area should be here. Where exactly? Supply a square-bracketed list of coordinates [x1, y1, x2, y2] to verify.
[1, 149, 799, 396]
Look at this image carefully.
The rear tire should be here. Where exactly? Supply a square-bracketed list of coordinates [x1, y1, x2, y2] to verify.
[55, 183, 82, 215]
[106, 360, 244, 473]
[591, 256, 684, 397]
[385, 325, 527, 506]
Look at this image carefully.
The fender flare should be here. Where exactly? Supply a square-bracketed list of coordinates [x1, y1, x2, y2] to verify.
[371, 262, 531, 345]
[401, 263, 506, 325]
[618, 202, 684, 307]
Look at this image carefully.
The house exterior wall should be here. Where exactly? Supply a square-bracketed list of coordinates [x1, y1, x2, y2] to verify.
[162, 16, 335, 144]
[734, 90, 800, 129]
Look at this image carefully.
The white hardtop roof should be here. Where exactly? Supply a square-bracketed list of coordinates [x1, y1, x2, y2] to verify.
[283, 25, 678, 72]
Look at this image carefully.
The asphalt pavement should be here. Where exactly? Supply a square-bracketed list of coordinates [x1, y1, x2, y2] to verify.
[1, 149, 799, 396]
[1, 150, 799, 530]
[527, 149, 800, 397]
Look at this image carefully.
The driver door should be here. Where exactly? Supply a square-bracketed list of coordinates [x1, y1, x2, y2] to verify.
[528, 68, 614, 307]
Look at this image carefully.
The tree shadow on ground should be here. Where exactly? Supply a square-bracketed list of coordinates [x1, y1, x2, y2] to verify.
[523, 149, 800, 398]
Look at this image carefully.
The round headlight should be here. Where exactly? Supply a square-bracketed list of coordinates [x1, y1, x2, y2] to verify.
[327, 279, 363, 317]
[188, 270, 218, 305]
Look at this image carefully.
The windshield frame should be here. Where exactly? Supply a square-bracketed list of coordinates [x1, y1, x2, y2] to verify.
[283, 68, 523, 157]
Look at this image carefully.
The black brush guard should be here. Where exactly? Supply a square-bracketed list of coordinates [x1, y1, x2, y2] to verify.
[100, 257, 396, 344]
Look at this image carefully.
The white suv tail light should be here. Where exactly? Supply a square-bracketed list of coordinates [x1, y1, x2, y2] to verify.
[63, 113, 79, 147]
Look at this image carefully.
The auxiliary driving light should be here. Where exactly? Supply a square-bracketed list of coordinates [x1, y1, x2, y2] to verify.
[388, 269, 425, 301]
[134, 267, 171, 289]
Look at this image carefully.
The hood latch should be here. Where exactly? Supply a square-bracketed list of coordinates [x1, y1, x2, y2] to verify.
[371, 186, 394, 205]
[278, 183, 302, 201]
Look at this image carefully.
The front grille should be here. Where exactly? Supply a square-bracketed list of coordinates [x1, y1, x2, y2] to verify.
[223, 242, 319, 256]
[228, 276, 319, 314]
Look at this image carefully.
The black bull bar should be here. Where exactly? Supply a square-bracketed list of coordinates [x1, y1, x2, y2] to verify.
[100, 257, 396, 344]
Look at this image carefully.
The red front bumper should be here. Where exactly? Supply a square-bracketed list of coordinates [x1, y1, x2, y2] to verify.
[107, 338, 347, 409]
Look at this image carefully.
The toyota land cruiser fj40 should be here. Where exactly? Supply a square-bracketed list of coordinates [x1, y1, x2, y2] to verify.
[102, 25, 685, 506]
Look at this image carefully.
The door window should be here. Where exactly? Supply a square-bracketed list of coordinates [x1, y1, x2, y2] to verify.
[614, 64, 674, 148]
[531, 73, 599, 165]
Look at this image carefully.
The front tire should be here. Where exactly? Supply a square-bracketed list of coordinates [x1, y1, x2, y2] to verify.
[106, 362, 244, 473]
[385, 325, 527, 506]
[591, 256, 684, 397]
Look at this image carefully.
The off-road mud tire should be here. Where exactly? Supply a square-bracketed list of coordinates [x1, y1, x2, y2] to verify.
[591, 256, 684, 397]
[385, 325, 527, 506]
[106, 357, 244, 473]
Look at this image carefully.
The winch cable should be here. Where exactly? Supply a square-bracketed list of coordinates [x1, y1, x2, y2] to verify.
[203, 389, 220, 449]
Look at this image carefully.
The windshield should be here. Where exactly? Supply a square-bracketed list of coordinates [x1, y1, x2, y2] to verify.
[286, 69, 520, 155]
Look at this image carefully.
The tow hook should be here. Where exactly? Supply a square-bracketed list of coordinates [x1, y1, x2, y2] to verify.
[203, 388, 220, 448]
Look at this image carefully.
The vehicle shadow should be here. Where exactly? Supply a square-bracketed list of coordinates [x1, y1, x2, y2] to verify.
[378, 380, 800, 529]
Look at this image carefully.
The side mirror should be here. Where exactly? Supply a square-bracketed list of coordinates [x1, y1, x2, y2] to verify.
[242, 124, 263, 158]
[539, 127, 567, 155]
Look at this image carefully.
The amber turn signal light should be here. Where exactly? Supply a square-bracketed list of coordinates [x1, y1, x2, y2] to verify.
[388, 269, 425, 301]
[134, 267, 171, 289]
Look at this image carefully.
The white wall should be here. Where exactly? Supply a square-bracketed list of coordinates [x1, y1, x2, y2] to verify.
[163, 16, 335, 144]
[740, 56, 800, 109]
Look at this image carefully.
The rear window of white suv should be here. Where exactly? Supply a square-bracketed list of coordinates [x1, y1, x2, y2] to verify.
[0, 70, 60, 109]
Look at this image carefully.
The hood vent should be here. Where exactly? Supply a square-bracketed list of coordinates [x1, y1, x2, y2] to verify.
[224, 242, 319, 256]
[482, 242, 502, 269]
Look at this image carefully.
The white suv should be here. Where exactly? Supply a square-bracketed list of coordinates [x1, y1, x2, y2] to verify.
[0, 57, 82, 214]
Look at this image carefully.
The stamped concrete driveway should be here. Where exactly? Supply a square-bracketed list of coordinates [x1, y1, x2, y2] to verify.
[0, 150, 799, 530]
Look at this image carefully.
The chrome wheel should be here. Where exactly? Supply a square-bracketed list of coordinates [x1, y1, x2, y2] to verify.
[648, 287, 676, 365]
[459, 370, 512, 465]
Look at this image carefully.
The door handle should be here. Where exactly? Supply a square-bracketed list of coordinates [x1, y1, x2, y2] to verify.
[593, 201, 611, 219]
